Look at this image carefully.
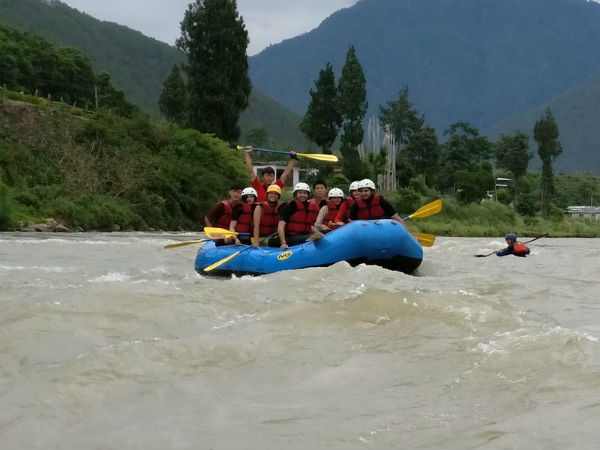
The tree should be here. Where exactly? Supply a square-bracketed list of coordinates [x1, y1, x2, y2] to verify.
[438, 122, 492, 193]
[95, 72, 138, 117]
[300, 63, 341, 154]
[159, 65, 188, 126]
[534, 108, 562, 216]
[176, 0, 251, 143]
[338, 47, 368, 181]
[403, 126, 440, 179]
[378, 86, 424, 146]
[243, 127, 269, 147]
[495, 131, 532, 205]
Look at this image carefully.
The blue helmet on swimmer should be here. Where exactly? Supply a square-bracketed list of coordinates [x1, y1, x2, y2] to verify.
[505, 232, 517, 241]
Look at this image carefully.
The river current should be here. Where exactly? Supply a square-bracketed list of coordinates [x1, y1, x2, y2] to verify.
[1, 232, 599, 449]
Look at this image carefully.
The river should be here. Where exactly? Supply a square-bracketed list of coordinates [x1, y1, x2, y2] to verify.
[1, 233, 599, 449]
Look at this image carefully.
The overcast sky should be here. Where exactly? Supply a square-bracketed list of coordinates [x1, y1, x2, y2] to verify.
[58, 0, 360, 55]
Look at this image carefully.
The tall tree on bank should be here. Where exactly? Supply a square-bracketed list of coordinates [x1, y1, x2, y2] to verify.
[495, 132, 532, 206]
[534, 108, 562, 216]
[337, 46, 368, 181]
[300, 63, 341, 154]
[378, 86, 424, 147]
[176, 0, 251, 143]
[159, 65, 188, 126]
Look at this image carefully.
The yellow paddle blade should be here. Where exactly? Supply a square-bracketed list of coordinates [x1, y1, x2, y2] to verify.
[164, 239, 205, 249]
[297, 152, 338, 162]
[412, 232, 435, 247]
[407, 199, 442, 220]
[203, 227, 238, 239]
[306, 230, 325, 241]
[204, 251, 241, 272]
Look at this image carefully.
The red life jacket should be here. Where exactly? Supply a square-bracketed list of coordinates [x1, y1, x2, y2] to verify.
[341, 197, 355, 222]
[258, 201, 280, 236]
[234, 203, 253, 233]
[355, 194, 387, 220]
[513, 241, 528, 255]
[286, 199, 319, 235]
[216, 201, 233, 228]
[323, 199, 340, 227]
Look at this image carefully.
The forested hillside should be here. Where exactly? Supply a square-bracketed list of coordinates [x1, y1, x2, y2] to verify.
[0, 0, 307, 149]
[489, 71, 600, 174]
[249, 0, 600, 173]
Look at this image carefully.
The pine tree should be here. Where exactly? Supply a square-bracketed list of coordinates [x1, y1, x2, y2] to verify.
[337, 46, 367, 181]
[534, 108, 562, 216]
[300, 63, 341, 154]
[379, 86, 424, 146]
[176, 0, 251, 143]
[159, 65, 187, 126]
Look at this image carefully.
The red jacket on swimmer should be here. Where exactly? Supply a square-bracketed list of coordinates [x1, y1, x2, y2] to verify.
[230, 187, 257, 245]
[496, 233, 531, 257]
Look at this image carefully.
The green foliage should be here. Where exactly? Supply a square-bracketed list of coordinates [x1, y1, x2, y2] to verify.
[300, 63, 341, 154]
[176, 0, 251, 143]
[0, 97, 247, 230]
[387, 187, 422, 216]
[455, 162, 495, 203]
[403, 126, 440, 180]
[338, 47, 368, 181]
[242, 127, 269, 147]
[378, 86, 424, 146]
[326, 173, 350, 191]
[159, 65, 187, 125]
[495, 189, 511, 205]
[0, 171, 12, 229]
[534, 108, 562, 216]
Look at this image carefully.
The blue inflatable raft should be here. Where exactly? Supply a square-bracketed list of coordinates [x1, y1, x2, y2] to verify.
[195, 219, 423, 276]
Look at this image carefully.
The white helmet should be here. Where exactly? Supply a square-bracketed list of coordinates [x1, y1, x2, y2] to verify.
[349, 181, 360, 191]
[293, 182, 310, 194]
[241, 187, 257, 198]
[328, 188, 344, 198]
[358, 178, 376, 190]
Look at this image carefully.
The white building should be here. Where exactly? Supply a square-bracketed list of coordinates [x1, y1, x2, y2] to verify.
[565, 206, 600, 220]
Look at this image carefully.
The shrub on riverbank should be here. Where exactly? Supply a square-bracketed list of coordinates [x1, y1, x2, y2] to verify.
[0, 99, 247, 231]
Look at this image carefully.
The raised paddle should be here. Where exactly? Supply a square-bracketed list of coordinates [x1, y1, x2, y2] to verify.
[412, 232, 435, 247]
[204, 232, 279, 273]
[474, 234, 548, 257]
[237, 145, 338, 163]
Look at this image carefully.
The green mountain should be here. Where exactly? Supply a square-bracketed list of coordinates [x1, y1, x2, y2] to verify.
[488, 70, 600, 174]
[0, 0, 307, 149]
[249, 0, 600, 173]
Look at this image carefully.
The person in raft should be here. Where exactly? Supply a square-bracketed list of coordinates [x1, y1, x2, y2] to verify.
[496, 233, 531, 257]
[309, 180, 328, 209]
[244, 146, 296, 202]
[252, 184, 282, 248]
[204, 184, 244, 246]
[204, 184, 243, 228]
[348, 179, 407, 229]
[229, 187, 257, 245]
[314, 188, 345, 232]
[334, 180, 360, 226]
[272, 182, 319, 249]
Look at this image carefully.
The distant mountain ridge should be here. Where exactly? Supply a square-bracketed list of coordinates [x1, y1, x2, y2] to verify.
[0, 0, 308, 149]
[249, 0, 600, 173]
